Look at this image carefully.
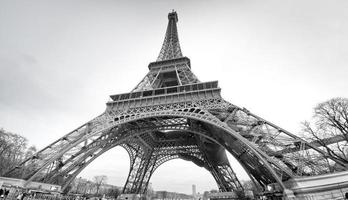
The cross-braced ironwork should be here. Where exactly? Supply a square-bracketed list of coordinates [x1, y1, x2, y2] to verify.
[5, 11, 348, 196]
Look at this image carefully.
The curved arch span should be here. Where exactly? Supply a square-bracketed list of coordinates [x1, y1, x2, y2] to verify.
[60, 128, 227, 190]
[24, 111, 289, 192]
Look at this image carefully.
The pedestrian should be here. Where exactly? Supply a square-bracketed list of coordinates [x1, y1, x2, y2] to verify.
[0, 188, 4, 199]
[345, 192, 348, 199]
[21, 192, 27, 200]
[4, 189, 9, 199]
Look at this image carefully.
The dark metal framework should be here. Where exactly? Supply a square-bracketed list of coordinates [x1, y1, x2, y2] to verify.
[5, 11, 348, 195]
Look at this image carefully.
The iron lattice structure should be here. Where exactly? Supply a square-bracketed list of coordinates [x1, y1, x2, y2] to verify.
[5, 11, 348, 195]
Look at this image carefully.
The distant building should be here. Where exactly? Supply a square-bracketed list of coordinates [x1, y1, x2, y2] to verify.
[207, 192, 238, 200]
[192, 184, 196, 198]
[154, 191, 192, 200]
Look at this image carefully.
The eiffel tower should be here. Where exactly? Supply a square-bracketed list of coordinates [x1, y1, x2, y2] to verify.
[5, 11, 348, 197]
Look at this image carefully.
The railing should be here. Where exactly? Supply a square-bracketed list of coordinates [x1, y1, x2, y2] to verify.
[110, 81, 219, 102]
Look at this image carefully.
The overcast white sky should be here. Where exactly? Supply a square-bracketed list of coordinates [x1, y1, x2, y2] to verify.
[1, 0, 348, 194]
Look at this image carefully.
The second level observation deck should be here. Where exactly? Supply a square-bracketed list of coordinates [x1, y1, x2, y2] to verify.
[107, 81, 221, 111]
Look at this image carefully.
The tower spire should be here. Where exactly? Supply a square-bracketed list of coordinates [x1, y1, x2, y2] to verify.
[156, 11, 183, 61]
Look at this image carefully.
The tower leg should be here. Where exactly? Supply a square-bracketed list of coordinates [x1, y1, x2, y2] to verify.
[212, 164, 244, 192]
[122, 144, 156, 194]
[196, 135, 244, 193]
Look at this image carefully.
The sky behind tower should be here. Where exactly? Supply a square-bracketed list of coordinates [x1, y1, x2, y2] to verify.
[1, 0, 348, 194]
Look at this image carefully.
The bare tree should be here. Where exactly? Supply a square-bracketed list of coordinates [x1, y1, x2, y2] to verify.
[25, 146, 37, 159]
[302, 97, 348, 166]
[0, 128, 36, 176]
[93, 175, 107, 194]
